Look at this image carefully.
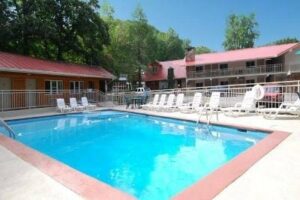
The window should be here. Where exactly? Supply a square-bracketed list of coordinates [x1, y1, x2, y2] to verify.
[220, 81, 228, 85]
[196, 82, 203, 87]
[45, 80, 63, 94]
[152, 66, 158, 73]
[246, 61, 255, 68]
[70, 81, 84, 93]
[195, 66, 204, 72]
[220, 64, 228, 70]
[88, 81, 95, 89]
[246, 79, 255, 84]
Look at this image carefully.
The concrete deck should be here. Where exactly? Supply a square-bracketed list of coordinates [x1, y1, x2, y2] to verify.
[1, 106, 300, 199]
[0, 146, 82, 200]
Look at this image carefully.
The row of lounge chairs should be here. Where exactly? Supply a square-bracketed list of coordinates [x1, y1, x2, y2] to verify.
[142, 91, 300, 120]
[56, 97, 96, 113]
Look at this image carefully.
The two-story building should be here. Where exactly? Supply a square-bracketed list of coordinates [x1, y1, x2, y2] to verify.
[143, 43, 300, 89]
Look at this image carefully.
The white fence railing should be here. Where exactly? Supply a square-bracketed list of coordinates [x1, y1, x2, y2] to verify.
[106, 80, 300, 108]
[0, 80, 299, 112]
[0, 90, 106, 111]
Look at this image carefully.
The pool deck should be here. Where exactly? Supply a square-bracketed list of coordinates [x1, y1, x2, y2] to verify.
[1, 106, 300, 199]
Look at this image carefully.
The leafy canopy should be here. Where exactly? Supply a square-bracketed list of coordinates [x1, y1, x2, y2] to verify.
[223, 13, 259, 50]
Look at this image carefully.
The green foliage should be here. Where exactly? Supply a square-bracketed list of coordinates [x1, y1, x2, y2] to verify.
[0, 0, 109, 66]
[195, 46, 211, 54]
[100, 0, 115, 19]
[101, 2, 190, 82]
[270, 37, 299, 45]
[0, 0, 207, 82]
[223, 13, 259, 50]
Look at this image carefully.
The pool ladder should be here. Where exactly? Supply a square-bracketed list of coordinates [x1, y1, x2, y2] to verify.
[0, 118, 16, 139]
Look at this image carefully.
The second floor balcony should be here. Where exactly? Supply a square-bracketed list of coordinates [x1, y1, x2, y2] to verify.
[187, 64, 285, 79]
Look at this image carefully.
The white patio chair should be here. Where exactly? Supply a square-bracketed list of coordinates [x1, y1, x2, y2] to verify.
[81, 97, 96, 110]
[56, 98, 72, 113]
[222, 91, 256, 117]
[141, 94, 159, 110]
[197, 92, 221, 123]
[259, 98, 300, 119]
[70, 97, 85, 111]
[179, 93, 203, 113]
[160, 94, 176, 111]
[150, 94, 167, 110]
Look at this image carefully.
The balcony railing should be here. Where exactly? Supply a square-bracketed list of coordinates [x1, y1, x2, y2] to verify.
[187, 64, 284, 79]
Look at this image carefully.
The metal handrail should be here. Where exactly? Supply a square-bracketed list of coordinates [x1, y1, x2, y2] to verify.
[0, 118, 16, 139]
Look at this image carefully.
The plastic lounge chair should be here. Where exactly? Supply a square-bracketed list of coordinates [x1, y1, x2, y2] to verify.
[150, 94, 167, 110]
[160, 94, 176, 111]
[70, 98, 85, 111]
[164, 93, 185, 111]
[198, 92, 221, 122]
[179, 93, 202, 113]
[222, 91, 256, 117]
[141, 94, 159, 110]
[81, 97, 96, 110]
[56, 98, 72, 113]
[173, 93, 185, 110]
[259, 98, 300, 119]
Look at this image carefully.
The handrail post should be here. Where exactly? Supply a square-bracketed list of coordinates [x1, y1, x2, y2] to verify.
[1, 91, 3, 112]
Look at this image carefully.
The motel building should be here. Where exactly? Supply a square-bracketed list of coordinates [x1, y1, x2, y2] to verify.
[143, 43, 300, 90]
[0, 52, 114, 110]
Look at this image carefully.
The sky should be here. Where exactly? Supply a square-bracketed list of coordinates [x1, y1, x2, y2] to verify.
[107, 0, 300, 51]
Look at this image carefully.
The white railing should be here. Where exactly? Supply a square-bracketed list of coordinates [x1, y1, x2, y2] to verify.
[0, 89, 106, 111]
[187, 64, 284, 79]
[107, 80, 300, 108]
[1, 80, 300, 111]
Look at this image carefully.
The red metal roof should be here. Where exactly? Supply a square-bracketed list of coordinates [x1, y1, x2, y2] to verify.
[143, 43, 299, 81]
[0, 52, 114, 79]
[143, 61, 186, 81]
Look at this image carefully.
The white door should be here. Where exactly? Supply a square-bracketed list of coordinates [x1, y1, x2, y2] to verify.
[0, 78, 11, 110]
[26, 79, 37, 107]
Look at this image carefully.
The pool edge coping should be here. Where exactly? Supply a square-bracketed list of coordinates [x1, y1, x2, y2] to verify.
[0, 109, 291, 200]
[0, 135, 135, 200]
[172, 130, 290, 200]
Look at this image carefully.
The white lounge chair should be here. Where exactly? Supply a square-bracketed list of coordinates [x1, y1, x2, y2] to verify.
[160, 94, 176, 111]
[150, 94, 167, 110]
[70, 97, 85, 111]
[259, 98, 300, 119]
[222, 91, 256, 117]
[198, 92, 221, 122]
[173, 93, 185, 110]
[56, 98, 72, 113]
[165, 93, 185, 111]
[81, 97, 96, 110]
[141, 94, 159, 110]
[179, 93, 203, 113]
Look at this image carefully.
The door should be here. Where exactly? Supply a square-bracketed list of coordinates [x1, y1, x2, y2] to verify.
[0, 78, 11, 110]
[26, 79, 37, 107]
[99, 80, 106, 92]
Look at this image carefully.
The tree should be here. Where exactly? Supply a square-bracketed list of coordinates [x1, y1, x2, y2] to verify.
[195, 46, 211, 54]
[271, 37, 299, 45]
[223, 13, 259, 50]
[100, 0, 115, 19]
[0, 0, 110, 66]
[131, 4, 157, 86]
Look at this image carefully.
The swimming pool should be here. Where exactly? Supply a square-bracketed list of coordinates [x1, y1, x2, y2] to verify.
[2, 110, 267, 199]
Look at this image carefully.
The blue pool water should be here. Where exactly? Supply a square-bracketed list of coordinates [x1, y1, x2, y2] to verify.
[2, 111, 266, 199]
